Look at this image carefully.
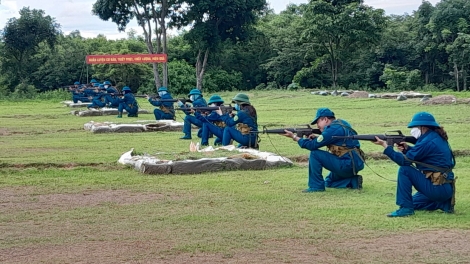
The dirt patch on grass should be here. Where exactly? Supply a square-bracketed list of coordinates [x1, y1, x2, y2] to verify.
[348, 91, 369, 98]
[1, 188, 470, 263]
[0, 128, 12, 136]
[0, 162, 126, 170]
[0, 188, 166, 213]
[2, 230, 469, 263]
[0, 240, 175, 264]
[422, 95, 456, 105]
[330, 229, 470, 263]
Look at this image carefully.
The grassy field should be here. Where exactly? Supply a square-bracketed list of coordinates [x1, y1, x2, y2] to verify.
[1, 90, 470, 263]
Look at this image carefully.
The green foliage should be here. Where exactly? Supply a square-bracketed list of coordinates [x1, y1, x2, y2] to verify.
[380, 65, 423, 91]
[179, 0, 267, 51]
[254, 83, 267, 90]
[165, 59, 196, 95]
[203, 69, 243, 92]
[258, 10, 307, 87]
[11, 83, 38, 99]
[0, 88, 70, 101]
[0, 7, 61, 91]
[287, 83, 300, 90]
[300, 0, 387, 87]
[3, 0, 470, 96]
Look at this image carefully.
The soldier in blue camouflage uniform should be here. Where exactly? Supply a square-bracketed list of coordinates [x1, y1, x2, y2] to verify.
[197, 94, 227, 146]
[179, 89, 207, 140]
[87, 85, 107, 109]
[282, 108, 364, 193]
[216, 93, 258, 148]
[117, 86, 139, 118]
[148, 87, 175, 120]
[373, 112, 455, 217]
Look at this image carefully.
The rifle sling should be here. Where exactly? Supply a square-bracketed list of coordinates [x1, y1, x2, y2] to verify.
[402, 155, 453, 174]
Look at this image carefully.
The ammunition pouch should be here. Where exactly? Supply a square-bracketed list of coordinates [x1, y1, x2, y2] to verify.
[328, 145, 364, 176]
[237, 123, 251, 135]
[160, 105, 171, 114]
[327, 145, 350, 157]
[423, 171, 451, 186]
[213, 121, 226, 128]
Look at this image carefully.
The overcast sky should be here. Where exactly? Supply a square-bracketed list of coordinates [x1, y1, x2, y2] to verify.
[0, 0, 441, 40]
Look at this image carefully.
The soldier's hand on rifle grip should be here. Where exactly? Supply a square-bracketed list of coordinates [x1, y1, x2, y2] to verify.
[308, 133, 317, 140]
[373, 136, 388, 148]
[396, 142, 408, 152]
[215, 107, 223, 116]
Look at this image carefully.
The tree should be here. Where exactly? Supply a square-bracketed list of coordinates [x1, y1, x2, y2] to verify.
[175, 0, 267, 90]
[300, 0, 386, 88]
[427, 0, 470, 91]
[31, 31, 89, 91]
[92, 0, 180, 90]
[0, 7, 60, 91]
[259, 6, 309, 88]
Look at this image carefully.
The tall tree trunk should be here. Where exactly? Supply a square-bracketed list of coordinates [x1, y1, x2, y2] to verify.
[160, 0, 168, 88]
[196, 49, 209, 91]
[160, 24, 168, 88]
[133, 1, 161, 90]
[454, 61, 460, 92]
[462, 65, 467, 91]
[334, 58, 338, 88]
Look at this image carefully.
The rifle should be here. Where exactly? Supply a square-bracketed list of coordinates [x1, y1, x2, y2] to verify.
[150, 98, 192, 103]
[109, 93, 161, 98]
[332, 130, 417, 145]
[259, 125, 322, 138]
[175, 105, 233, 112]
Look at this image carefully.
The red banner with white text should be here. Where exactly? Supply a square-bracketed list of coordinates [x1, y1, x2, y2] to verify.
[86, 54, 168, 64]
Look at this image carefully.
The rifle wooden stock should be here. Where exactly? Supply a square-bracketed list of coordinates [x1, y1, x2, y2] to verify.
[332, 130, 417, 145]
[259, 126, 322, 137]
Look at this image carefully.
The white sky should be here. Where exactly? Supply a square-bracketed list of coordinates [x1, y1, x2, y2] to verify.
[0, 0, 441, 40]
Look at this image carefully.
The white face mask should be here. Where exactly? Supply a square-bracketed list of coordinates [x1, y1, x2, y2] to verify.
[234, 104, 240, 111]
[190, 95, 196, 102]
[104, 85, 109, 89]
[410, 127, 422, 139]
[158, 91, 166, 97]
[209, 103, 216, 107]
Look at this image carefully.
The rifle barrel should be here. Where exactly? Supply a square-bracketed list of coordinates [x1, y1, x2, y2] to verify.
[260, 127, 322, 135]
[332, 134, 417, 144]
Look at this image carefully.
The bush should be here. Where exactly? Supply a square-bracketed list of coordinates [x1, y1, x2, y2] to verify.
[166, 59, 196, 95]
[287, 83, 300, 90]
[203, 69, 243, 93]
[36, 88, 71, 101]
[12, 83, 38, 99]
[266, 81, 279, 90]
[254, 83, 267, 90]
[421, 84, 441, 92]
[380, 65, 423, 91]
[348, 82, 362, 91]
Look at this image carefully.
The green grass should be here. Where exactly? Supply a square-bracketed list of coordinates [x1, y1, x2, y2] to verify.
[1, 90, 470, 262]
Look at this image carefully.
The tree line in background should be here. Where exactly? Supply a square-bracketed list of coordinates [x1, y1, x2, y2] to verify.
[1, 0, 470, 98]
